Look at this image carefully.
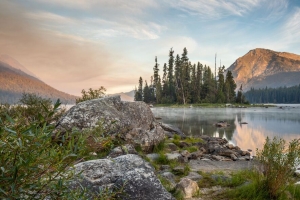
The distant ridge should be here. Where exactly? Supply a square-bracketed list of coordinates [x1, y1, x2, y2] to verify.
[109, 90, 135, 102]
[227, 48, 300, 91]
[0, 57, 77, 104]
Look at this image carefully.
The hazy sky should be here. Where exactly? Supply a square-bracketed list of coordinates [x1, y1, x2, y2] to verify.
[1, 0, 300, 95]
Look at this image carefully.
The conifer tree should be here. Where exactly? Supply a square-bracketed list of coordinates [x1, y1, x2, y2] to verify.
[216, 66, 225, 103]
[225, 70, 237, 103]
[162, 63, 168, 101]
[143, 80, 150, 103]
[153, 56, 159, 89]
[167, 48, 175, 102]
[134, 77, 143, 101]
[196, 62, 203, 102]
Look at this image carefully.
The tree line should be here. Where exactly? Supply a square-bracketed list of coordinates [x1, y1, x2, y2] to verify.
[244, 85, 300, 103]
[134, 47, 245, 104]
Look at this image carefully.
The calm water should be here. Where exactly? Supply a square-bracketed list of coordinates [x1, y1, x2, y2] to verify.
[152, 105, 300, 154]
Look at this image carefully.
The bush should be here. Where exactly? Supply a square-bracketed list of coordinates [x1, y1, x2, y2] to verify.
[256, 137, 300, 199]
[0, 94, 122, 199]
[76, 86, 106, 104]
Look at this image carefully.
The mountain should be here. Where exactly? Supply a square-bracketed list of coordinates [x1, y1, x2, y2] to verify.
[227, 48, 300, 91]
[109, 90, 135, 102]
[0, 55, 38, 79]
[0, 57, 76, 104]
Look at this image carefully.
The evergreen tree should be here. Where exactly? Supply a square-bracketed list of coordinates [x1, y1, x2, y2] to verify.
[196, 62, 203, 102]
[167, 48, 175, 102]
[134, 77, 143, 101]
[162, 63, 168, 101]
[236, 84, 244, 103]
[175, 54, 184, 104]
[143, 81, 151, 103]
[153, 56, 159, 89]
[224, 70, 237, 103]
[216, 66, 225, 103]
[190, 64, 197, 103]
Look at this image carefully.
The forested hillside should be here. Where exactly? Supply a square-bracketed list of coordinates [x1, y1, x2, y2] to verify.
[135, 48, 244, 104]
[0, 60, 76, 104]
[244, 85, 300, 103]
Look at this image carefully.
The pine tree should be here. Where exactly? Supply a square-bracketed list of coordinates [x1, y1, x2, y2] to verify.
[225, 70, 237, 103]
[153, 56, 159, 89]
[134, 77, 143, 101]
[216, 66, 225, 103]
[143, 80, 150, 103]
[196, 62, 203, 102]
[162, 63, 168, 101]
[167, 48, 175, 102]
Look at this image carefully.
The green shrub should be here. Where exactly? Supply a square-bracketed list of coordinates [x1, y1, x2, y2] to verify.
[0, 94, 123, 199]
[256, 137, 300, 199]
[76, 86, 106, 104]
[153, 140, 166, 153]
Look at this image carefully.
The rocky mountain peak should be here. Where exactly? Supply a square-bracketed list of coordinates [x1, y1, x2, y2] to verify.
[227, 48, 300, 91]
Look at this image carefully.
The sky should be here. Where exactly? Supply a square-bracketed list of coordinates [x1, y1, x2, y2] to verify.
[0, 0, 300, 96]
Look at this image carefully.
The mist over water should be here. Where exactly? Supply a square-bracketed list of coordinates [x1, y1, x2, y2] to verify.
[152, 106, 300, 154]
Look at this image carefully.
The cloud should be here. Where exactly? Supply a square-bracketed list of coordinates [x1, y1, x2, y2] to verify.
[282, 7, 300, 39]
[168, 0, 288, 20]
[0, 1, 136, 95]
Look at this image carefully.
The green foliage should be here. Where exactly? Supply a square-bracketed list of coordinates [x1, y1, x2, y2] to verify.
[153, 140, 166, 153]
[0, 93, 123, 199]
[183, 146, 198, 153]
[226, 137, 300, 200]
[155, 153, 170, 165]
[0, 100, 89, 199]
[76, 86, 106, 104]
[256, 137, 300, 199]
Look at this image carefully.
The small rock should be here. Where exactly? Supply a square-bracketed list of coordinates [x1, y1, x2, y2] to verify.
[211, 155, 224, 161]
[160, 165, 171, 171]
[172, 166, 185, 175]
[179, 141, 190, 148]
[146, 153, 160, 161]
[166, 153, 184, 162]
[183, 172, 203, 182]
[181, 150, 191, 158]
[190, 150, 203, 160]
[176, 178, 199, 199]
[160, 171, 176, 181]
[226, 144, 235, 149]
[230, 153, 238, 161]
[167, 143, 178, 151]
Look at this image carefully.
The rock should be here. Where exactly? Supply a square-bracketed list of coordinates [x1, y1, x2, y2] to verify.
[108, 144, 137, 158]
[164, 131, 174, 138]
[166, 143, 178, 151]
[226, 144, 235, 149]
[172, 166, 185, 175]
[183, 172, 203, 182]
[211, 155, 225, 161]
[160, 123, 185, 137]
[160, 165, 171, 171]
[181, 150, 191, 159]
[69, 154, 174, 200]
[218, 149, 238, 158]
[190, 150, 203, 160]
[55, 96, 165, 152]
[166, 153, 184, 162]
[175, 178, 199, 199]
[179, 141, 190, 148]
[160, 172, 176, 186]
[201, 158, 211, 161]
[215, 121, 228, 127]
[146, 153, 160, 161]
[230, 153, 238, 161]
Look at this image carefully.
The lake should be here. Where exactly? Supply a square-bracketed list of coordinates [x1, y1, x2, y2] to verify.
[151, 105, 300, 154]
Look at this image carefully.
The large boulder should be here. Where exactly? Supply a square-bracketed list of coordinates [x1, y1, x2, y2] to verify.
[69, 154, 175, 200]
[55, 96, 165, 151]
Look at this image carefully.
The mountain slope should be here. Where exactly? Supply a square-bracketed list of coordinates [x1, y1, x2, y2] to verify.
[227, 48, 300, 91]
[0, 55, 38, 78]
[0, 60, 76, 104]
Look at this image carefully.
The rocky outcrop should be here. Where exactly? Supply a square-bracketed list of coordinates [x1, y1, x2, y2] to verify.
[55, 96, 165, 151]
[175, 178, 199, 199]
[69, 154, 175, 200]
[160, 123, 185, 137]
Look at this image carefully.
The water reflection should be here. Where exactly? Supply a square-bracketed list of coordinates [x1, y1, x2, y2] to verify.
[152, 107, 300, 153]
